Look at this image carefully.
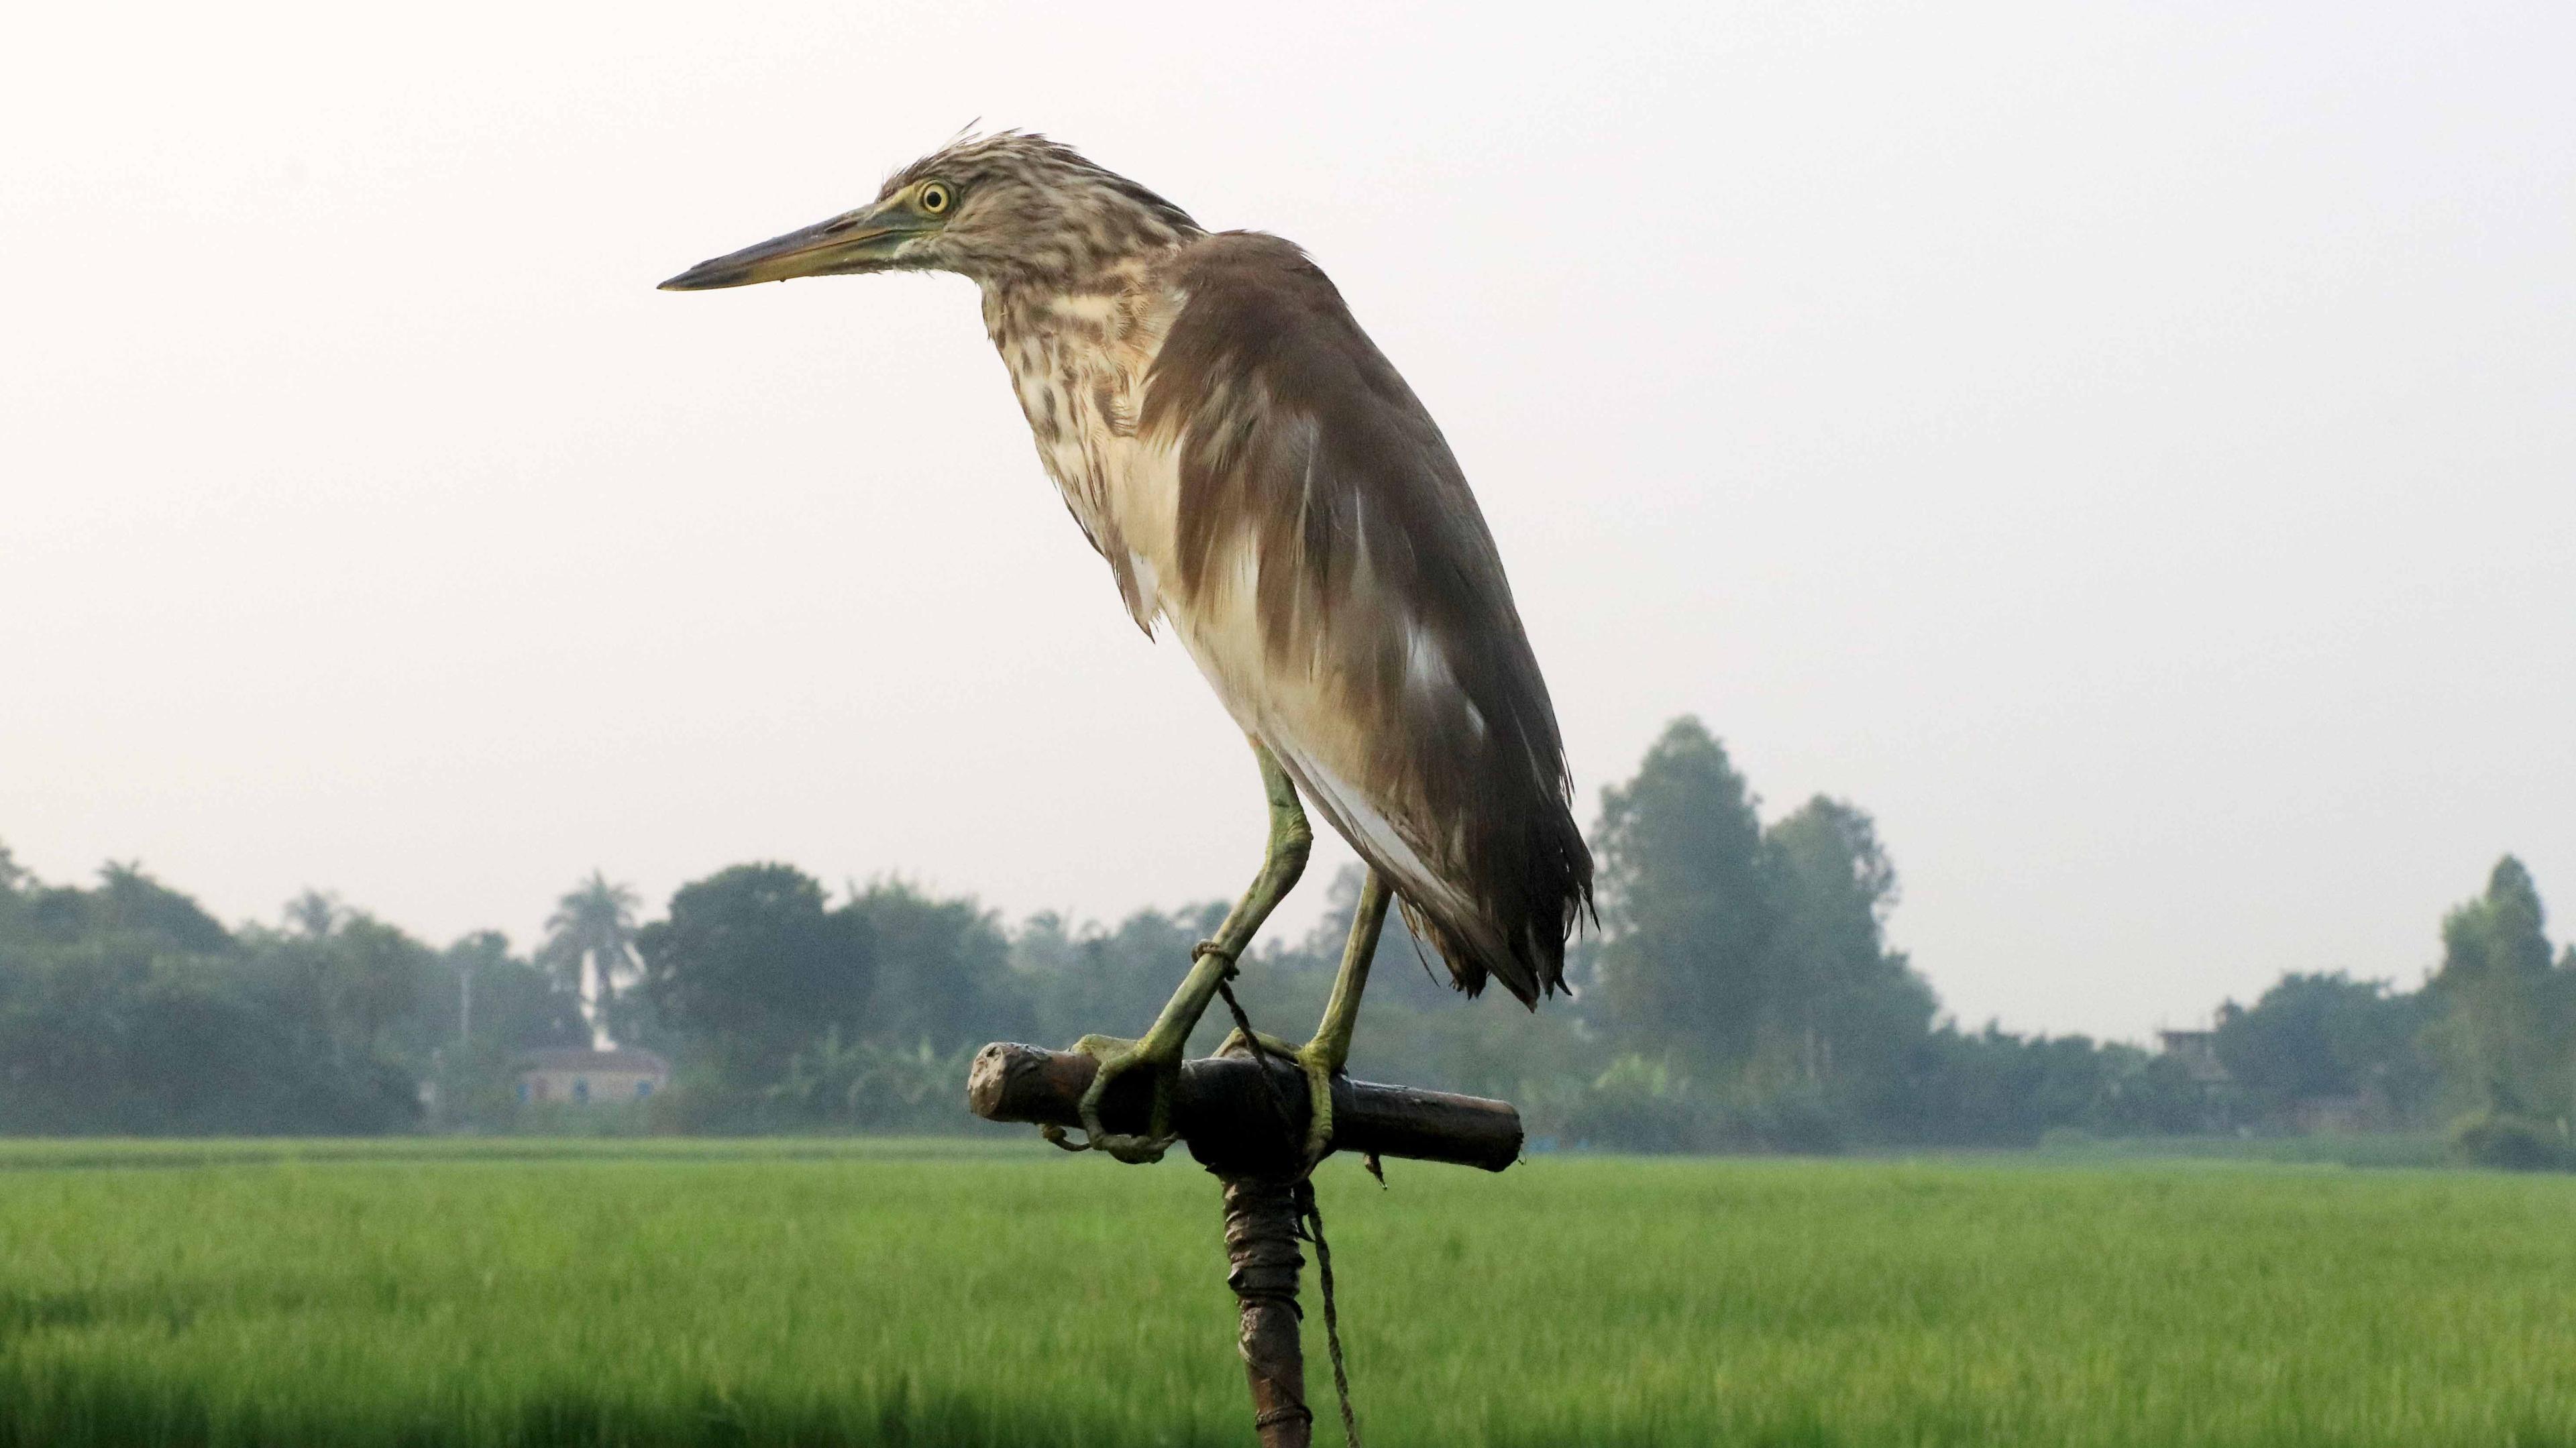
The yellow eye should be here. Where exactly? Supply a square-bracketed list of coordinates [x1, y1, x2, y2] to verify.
[919, 182, 953, 215]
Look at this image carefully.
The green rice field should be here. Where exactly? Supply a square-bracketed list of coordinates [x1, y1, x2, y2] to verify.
[3, 1137, 2571, 1446]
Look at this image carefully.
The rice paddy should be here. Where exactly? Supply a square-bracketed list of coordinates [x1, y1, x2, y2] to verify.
[2, 1137, 2571, 1446]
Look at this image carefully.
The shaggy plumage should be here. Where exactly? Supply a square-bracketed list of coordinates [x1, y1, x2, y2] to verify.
[665, 132, 1590, 1005]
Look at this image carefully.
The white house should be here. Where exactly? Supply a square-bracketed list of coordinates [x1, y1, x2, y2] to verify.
[515, 1047, 670, 1105]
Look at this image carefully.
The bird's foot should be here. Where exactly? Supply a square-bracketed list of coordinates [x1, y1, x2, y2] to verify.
[1040, 1034, 1181, 1164]
[1216, 1026, 1341, 1173]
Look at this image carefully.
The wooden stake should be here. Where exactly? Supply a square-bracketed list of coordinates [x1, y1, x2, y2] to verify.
[1222, 1175, 1311, 1448]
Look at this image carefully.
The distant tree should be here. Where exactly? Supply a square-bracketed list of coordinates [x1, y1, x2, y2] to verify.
[2439, 858, 2555, 983]
[19, 883, 90, 942]
[635, 864, 874, 1082]
[0, 845, 28, 950]
[0, 868, 421, 1134]
[842, 879, 1030, 1052]
[2088, 1044, 2221, 1137]
[411, 931, 590, 1128]
[1591, 718, 1777, 1066]
[89, 862, 233, 954]
[767, 1028, 987, 1131]
[318, 913, 430, 1058]
[1014, 901, 1231, 1050]
[539, 871, 640, 1045]
[2214, 972, 2429, 1121]
[1760, 797, 1937, 1112]
[283, 889, 343, 940]
[1885, 1024, 2125, 1146]
[2420, 856, 2571, 1121]
[419, 930, 588, 1052]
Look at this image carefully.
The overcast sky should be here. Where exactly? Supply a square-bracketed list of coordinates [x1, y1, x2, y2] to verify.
[4, 1, 2569, 1041]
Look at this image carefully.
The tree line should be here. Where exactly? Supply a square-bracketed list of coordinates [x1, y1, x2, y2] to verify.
[3, 717, 2567, 1158]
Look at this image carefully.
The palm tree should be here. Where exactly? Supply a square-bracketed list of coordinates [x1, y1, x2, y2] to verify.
[283, 889, 343, 939]
[540, 871, 640, 1048]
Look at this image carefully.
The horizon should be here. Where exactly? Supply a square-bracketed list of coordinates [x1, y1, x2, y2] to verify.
[5, 793, 2551, 1048]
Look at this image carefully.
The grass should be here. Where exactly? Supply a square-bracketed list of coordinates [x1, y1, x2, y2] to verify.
[2024, 1129, 2453, 1170]
[2, 1139, 2572, 1446]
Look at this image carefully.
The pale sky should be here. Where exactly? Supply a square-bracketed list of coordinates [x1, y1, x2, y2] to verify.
[4, 1, 2569, 1042]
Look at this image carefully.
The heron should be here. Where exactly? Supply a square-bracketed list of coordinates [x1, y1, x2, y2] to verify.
[662, 133, 1591, 1166]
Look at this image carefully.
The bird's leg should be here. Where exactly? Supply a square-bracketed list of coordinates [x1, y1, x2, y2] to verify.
[1244, 867, 1392, 1170]
[1288, 860, 1391, 1164]
[1044, 740, 1310, 1164]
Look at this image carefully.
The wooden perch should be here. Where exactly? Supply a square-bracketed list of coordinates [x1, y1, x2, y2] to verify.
[966, 1042, 1523, 1178]
[969, 1042, 1521, 1447]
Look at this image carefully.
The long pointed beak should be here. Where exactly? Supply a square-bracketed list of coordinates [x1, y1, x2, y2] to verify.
[658, 201, 924, 291]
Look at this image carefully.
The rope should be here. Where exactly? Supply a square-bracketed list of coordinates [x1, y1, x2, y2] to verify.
[1214, 977, 1273, 1081]
[1297, 1181, 1362, 1448]
[1212, 974, 1363, 1447]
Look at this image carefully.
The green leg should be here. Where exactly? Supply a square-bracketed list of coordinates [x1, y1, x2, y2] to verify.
[1307, 868, 1393, 1082]
[1219, 867, 1393, 1168]
[1044, 738, 1311, 1164]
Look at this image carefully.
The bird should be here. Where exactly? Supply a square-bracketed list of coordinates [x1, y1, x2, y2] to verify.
[662, 132, 1591, 1166]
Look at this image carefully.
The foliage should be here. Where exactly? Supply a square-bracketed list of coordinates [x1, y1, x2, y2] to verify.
[1561, 1052, 1704, 1152]
[1589, 718, 1775, 1062]
[766, 1029, 989, 1132]
[1575, 722, 1968, 1146]
[1880, 1025, 2124, 1145]
[1012, 901, 1231, 1055]
[842, 879, 1031, 1053]
[2420, 856, 2576, 1126]
[2449, 1110, 2576, 1172]
[537, 871, 640, 1043]
[1758, 795, 1939, 1119]
[3, 741, 2563, 1154]
[0, 855, 593, 1136]
[2214, 972, 2430, 1123]
[633, 864, 873, 1088]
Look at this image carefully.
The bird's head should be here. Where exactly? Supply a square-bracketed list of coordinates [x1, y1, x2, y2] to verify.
[659, 131, 1201, 294]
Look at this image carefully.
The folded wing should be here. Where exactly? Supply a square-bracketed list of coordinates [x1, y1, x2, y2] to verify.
[1140, 232, 1592, 1004]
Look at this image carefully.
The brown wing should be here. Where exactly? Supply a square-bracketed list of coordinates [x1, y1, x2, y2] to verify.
[1139, 232, 1592, 1005]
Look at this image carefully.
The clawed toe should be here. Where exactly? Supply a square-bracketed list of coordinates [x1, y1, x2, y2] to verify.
[1043, 1034, 1181, 1164]
[1291, 1045, 1338, 1170]
[1216, 1029, 1340, 1172]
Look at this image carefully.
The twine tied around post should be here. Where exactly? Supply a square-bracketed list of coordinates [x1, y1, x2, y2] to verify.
[1214, 978, 1364, 1448]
